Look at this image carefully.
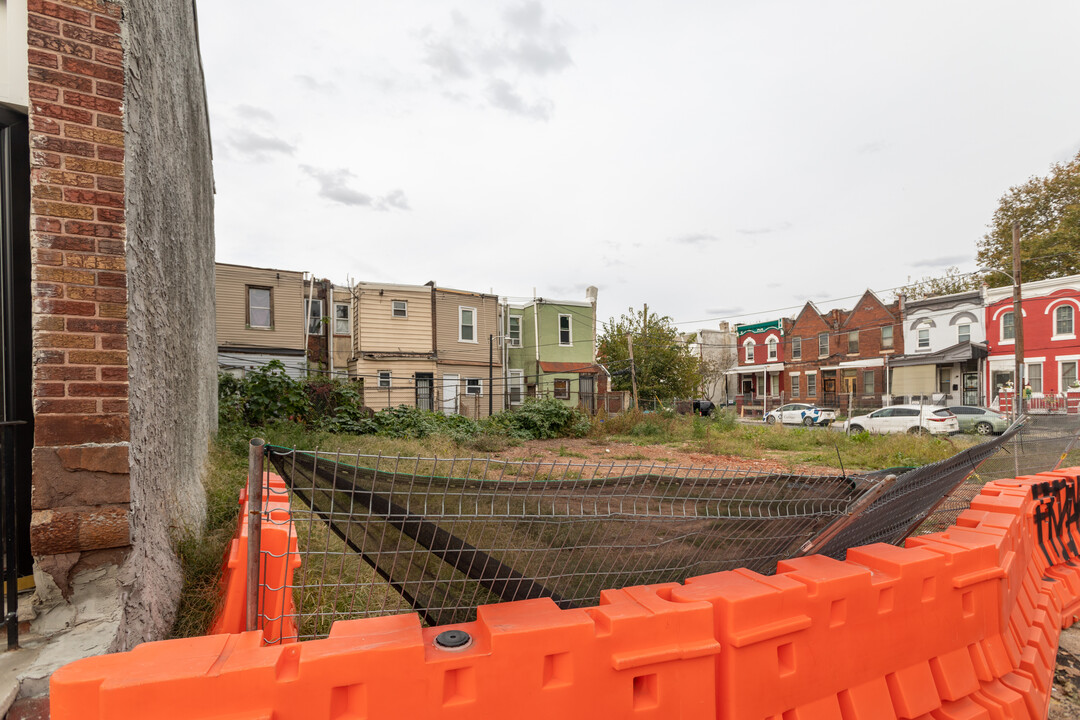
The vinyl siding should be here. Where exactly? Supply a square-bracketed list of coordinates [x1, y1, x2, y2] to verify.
[330, 287, 352, 371]
[355, 283, 433, 355]
[435, 289, 502, 365]
[215, 263, 305, 350]
[438, 364, 505, 416]
[353, 357, 438, 411]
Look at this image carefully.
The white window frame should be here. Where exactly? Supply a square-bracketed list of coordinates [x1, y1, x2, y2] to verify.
[1054, 305, 1076, 340]
[334, 302, 350, 335]
[744, 338, 755, 363]
[558, 314, 573, 346]
[392, 299, 408, 318]
[791, 336, 801, 360]
[806, 371, 817, 397]
[247, 286, 272, 329]
[1026, 362, 1043, 394]
[553, 378, 570, 399]
[789, 372, 800, 397]
[957, 323, 971, 344]
[465, 378, 482, 396]
[508, 369, 524, 404]
[917, 327, 930, 350]
[766, 335, 778, 361]
[847, 331, 859, 355]
[508, 315, 522, 347]
[305, 298, 323, 335]
[818, 333, 828, 358]
[377, 370, 391, 389]
[459, 306, 477, 343]
[1000, 311, 1015, 344]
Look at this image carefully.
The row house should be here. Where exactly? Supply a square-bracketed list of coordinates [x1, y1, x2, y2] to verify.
[821, 290, 903, 406]
[434, 286, 504, 417]
[505, 288, 604, 412]
[215, 263, 308, 378]
[984, 276, 1080, 403]
[729, 319, 787, 401]
[303, 278, 353, 376]
[887, 290, 986, 406]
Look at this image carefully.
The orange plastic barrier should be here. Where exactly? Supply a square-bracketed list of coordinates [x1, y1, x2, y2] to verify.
[50, 468, 1080, 719]
[207, 473, 300, 643]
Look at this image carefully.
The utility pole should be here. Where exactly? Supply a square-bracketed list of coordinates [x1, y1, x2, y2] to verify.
[627, 333, 639, 411]
[488, 334, 494, 417]
[1012, 221, 1024, 422]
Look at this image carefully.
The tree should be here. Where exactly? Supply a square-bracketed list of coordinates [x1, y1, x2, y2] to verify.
[976, 150, 1080, 287]
[898, 265, 981, 301]
[597, 307, 702, 403]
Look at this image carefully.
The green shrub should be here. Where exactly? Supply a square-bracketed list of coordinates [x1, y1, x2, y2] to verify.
[485, 397, 590, 440]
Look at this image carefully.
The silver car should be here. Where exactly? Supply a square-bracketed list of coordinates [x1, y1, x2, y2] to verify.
[944, 406, 1009, 435]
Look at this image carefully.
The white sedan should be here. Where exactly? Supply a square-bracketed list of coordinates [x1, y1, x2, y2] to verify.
[764, 403, 837, 427]
[845, 405, 959, 435]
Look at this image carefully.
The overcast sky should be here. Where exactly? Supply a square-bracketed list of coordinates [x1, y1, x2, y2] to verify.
[197, 1, 1080, 335]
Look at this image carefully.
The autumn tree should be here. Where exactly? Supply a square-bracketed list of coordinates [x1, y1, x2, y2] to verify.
[898, 265, 981, 301]
[976, 150, 1080, 287]
[597, 307, 702, 403]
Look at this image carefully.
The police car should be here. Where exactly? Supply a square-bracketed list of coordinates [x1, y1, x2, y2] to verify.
[764, 403, 837, 427]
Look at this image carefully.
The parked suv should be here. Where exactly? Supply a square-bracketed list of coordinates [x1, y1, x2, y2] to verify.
[845, 405, 959, 435]
[764, 403, 837, 427]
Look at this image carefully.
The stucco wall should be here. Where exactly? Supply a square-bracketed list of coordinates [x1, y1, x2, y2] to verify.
[117, 0, 216, 649]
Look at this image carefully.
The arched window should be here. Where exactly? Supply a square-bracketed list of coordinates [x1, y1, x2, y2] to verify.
[766, 336, 778, 361]
[744, 339, 755, 363]
[1056, 305, 1074, 336]
[1001, 311, 1014, 341]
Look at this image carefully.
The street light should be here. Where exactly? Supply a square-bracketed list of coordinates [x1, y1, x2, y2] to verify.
[979, 222, 1025, 422]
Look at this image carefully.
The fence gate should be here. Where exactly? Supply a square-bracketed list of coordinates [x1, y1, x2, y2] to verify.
[579, 374, 596, 413]
[0, 107, 33, 650]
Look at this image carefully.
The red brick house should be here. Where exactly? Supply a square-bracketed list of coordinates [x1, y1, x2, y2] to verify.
[730, 319, 786, 408]
[821, 290, 902, 409]
[782, 302, 841, 406]
[1, 0, 216, 697]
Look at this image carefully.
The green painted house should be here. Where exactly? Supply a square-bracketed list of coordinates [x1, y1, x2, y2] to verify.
[504, 288, 603, 411]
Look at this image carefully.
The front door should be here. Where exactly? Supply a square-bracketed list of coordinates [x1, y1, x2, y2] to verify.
[416, 373, 433, 412]
[579, 375, 596, 413]
[963, 373, 979, 406]
[442, 374, 459, 415]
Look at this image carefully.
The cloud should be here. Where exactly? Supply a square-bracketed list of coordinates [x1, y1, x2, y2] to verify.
[421, 3, 574, 120]
[736, 222, 792, 236]
[910, 254, 970, 268]
[226, 128, 295, 159]
[235, 104, 274, 122]
[672, 233, 719, 245]
[295, 74, 337, 93]
[856, 140, 887, 155]
[486, 79, 552, 120]
[705, 307, 743, 317]
[301, 166, 411, 211]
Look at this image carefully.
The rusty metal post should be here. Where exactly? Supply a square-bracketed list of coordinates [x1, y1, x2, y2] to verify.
[246, 438, 265, 632]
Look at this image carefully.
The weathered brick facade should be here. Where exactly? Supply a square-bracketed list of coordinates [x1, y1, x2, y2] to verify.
[26, 0, 131, 577]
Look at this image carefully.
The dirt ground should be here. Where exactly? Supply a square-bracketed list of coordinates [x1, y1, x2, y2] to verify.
[488, 436, 841, 476]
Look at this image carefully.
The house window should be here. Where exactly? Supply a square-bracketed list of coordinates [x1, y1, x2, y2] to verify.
[791, 337, 801, 360]
[881, 326, 893, 350]
[918, 327, 930, 349]
[460, 307, 476, 342]
[553, 379, 570, 399]
[247, 286, 272, 328]
[847, 331, 858, 354]
[744, 340, 755, 363]
[508, 315, 522, 347]
[1002, 311, 1014, 341]
[508, 369, 524, 404]
[558, 314, 572, 345]
[334, 303, 350, 335]
[1026, 363, 1042, 393]
[392, 300, 407, 318]
[790, 374, 800, 397]
[863, 370, 875, 395]
[767, 337, 778, 361]
[939, 368, 951, 394]
[957, 323, 971, 343]
[377, 370, 391, 388]
[806, 373, 817, 397]
[305, 298, 323, 334]
[1056, 306, 1074, 336]
[1063, 361, 1078, 390]
[465, 378, 482, 396]
[818, 333, 828, 358]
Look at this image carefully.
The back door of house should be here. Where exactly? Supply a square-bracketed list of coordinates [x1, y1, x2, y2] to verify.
[416, 373, 434, 411]
[579, 375, 595, 413]
[442, 374, 459, 414]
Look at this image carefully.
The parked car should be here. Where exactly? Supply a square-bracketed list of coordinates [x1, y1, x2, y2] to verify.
[944, 406, 1009, 435]
[764, 403, 837, 427]
[845, 405, 959, 435]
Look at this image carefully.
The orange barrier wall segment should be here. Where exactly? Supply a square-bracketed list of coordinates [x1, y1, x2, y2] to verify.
[207, 473, 300, 643]
[50, 467, 1080, 719]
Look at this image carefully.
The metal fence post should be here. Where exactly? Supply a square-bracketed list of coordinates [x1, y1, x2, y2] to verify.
[246, 438, 265, 632]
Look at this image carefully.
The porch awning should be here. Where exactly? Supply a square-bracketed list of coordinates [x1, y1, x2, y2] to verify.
[888, 341, 988, 368]
[724, 363, 784, 376]
[891, 365, 937, 395]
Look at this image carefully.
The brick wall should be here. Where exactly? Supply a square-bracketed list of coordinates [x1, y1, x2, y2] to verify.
[26, 0, 130, 583]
